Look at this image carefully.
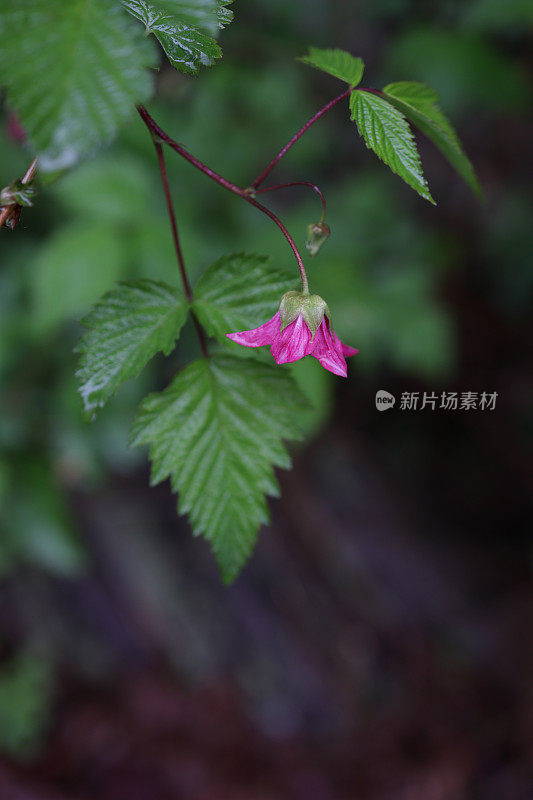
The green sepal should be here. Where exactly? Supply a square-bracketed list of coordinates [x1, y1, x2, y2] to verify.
[0, 180, 36, 207]
[278, 291, 330, 336]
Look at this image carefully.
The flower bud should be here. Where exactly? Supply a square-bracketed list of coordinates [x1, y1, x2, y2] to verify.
[4, 206, 21, 230]
[306, 222, 330, 257]
[0, 179, 36, 208]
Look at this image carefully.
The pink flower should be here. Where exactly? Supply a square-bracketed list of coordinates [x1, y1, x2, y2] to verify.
[227, 292, 358, 377]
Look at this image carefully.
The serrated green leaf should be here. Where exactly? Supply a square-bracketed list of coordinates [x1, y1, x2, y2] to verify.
[77, 280, 188, 415]
[125, 0, 233, 35]
[383, 81, 482, 199]
[299, 47, 364, 88]
[0, 0, 155, 171]
[216, 0, 234, 29]
[350, 90, 435, 204]
[122, 0, 226, 74]
[131, 355, 308, 582]
[193, 252, 297, 344]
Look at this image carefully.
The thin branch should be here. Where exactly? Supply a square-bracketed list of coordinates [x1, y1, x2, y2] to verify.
[254, 181, 326, 224]
[152, 140, 209, 358]
[250, 89, 351, 189]
[154, 142, 193, 301]
[249, 86, 384, 189]
[137, 105, 309, 293]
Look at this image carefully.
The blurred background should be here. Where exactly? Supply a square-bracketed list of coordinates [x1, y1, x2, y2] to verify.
[0, 0, 532, 798]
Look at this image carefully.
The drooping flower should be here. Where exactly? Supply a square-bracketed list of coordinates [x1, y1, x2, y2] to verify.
[227, 291, 358, 377]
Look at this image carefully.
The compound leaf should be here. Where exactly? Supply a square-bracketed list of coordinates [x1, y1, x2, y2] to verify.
[299, 47, 364, 88]
[0, 0, 155, 171]
[350, 90, 435, 204]
[131, 354, 308, 582]
[383, 81, 482, 198]
[193, 253, 297, 344]
[77, 280, 188, 416]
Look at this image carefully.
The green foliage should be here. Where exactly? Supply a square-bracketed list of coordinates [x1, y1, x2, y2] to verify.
[55, 155, 154, 225]
[0, 651, 52, 759]
[461, 0, 533, 31]
[193, 253, 296, 344]
[77, 280, 188, 416]
[350, 90, 434, 204]
[0, 457, 86, 578]
[383, 82, 482, 198]
[0, 7, 491, 586]
[299, 47, 364, 88]
[385, 28, 530, 114]
[0, 0, 155, 171]
[308, 174, 455, 380]
[131, 355, 308, 582]
[30, 224, 128, 334]
[127, 0, 231, 35]
[122, 0, 233, 75]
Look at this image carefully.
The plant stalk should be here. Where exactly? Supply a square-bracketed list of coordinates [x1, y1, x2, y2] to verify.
[137, 105, 309, 294]
[152, 139, 209, 358]
[249, 86, 384, 189]
[254, 181, 326, 224]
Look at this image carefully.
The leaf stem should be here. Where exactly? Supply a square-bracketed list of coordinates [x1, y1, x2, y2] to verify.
[249, 86, 384, 190]
[137, 105, 309, 294]
[152, 139, 209, 358]
[250, 89, 351, 189]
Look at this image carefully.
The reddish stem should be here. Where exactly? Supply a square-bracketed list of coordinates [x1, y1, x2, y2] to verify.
[254, 181, 326, 223]
[154, 142, 192, 300]
[250, 88, 351, 189]
[153, 140, 209, 358]
[250, 86, 384, 189]
[137, 105, 309, 293]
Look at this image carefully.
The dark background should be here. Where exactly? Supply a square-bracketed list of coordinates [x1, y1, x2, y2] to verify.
[0, 1, 532, 798]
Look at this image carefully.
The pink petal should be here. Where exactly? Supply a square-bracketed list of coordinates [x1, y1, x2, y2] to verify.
[226, 311, 281, 347]
[310, 319, 348, 377]
[270, 314, 314, 364]
[341, 343, 358, 357]
[329, 325, 358, 358]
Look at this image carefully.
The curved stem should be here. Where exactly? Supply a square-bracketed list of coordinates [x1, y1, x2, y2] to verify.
[250, 88, 351, 189]
[138, 105, 309, 293]
[254, 180, 326, 224]
[250, 86, 385, 190]
[245, 195, 308, 292]
[153, 140, 209, 358]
